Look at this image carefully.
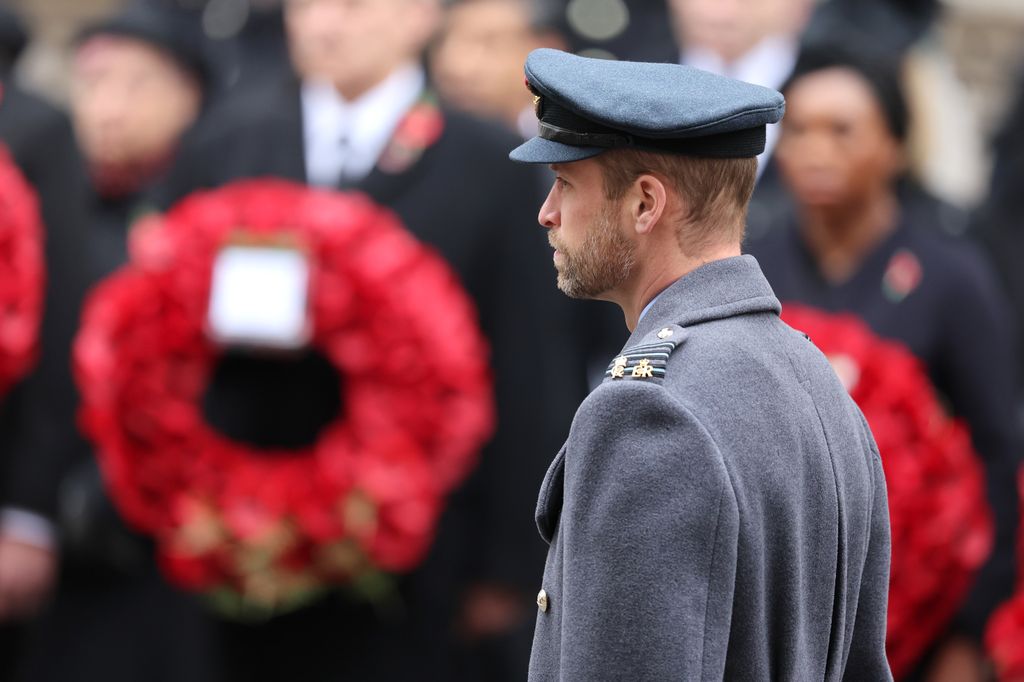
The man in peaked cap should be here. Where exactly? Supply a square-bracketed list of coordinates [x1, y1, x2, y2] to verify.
[511, 49, 893, 680]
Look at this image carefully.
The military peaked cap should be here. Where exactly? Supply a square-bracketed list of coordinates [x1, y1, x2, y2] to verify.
[510, 48, 786, 164]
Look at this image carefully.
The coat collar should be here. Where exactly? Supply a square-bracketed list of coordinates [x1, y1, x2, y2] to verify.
[628, 255, 781, 346]
[536, 256, 780, 544]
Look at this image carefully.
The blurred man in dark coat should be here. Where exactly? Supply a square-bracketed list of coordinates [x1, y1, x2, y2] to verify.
[153, 0, 591, 679]
[8, 6, 219, 682]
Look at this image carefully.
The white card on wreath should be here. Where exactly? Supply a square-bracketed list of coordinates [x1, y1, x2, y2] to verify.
[206, 245, 311, 349]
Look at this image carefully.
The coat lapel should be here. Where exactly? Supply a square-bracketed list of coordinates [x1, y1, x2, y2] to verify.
[278, 78, 308, 184]
[343, 90, 445, 207]
[535, 444, 566, 545]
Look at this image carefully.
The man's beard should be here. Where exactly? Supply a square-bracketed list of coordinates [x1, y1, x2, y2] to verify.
[549, 205, 636, 299]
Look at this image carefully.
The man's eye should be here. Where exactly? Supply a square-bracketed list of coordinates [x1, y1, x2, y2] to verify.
[555, 176, 569, 189]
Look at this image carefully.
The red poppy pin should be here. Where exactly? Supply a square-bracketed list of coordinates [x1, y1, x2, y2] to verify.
[377, 93, 445, 175]
[882, 249, 923, 303]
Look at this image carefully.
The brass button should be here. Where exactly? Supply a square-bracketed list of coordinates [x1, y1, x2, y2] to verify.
[537, 589, 549, 613]
[658, 328, 673, 339]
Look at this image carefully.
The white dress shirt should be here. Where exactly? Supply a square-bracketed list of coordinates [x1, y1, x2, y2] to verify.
[682, 36, 799, 178]
[301, 63, 427, 188]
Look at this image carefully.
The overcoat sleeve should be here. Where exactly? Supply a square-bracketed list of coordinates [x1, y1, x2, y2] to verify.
[555, 381, 739, 681]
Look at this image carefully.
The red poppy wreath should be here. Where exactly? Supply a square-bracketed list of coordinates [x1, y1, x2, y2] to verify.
[781, 305, 993, 680]
[0, 143, 44, 396]
[985, 468, 1024, 682]
[74, 180, 494, 615]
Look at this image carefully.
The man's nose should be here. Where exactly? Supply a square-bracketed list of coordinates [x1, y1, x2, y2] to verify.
[538, 187, 559, 229]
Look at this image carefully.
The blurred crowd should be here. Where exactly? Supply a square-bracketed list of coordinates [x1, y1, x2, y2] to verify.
[0, 0, 1020, 680]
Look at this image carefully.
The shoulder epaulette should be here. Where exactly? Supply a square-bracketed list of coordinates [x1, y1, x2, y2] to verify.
[603, 325, 688, 382]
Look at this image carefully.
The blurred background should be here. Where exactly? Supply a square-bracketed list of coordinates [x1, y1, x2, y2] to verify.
[8, 0, 1024, 209]
[0, 0, 1022, 681]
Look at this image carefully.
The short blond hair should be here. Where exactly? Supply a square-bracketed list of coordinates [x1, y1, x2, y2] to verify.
[596, 149, 758, 256]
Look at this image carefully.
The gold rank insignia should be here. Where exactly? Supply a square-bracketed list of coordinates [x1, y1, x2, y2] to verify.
[603, 330, 684, 382]
[631, 358, 654, 378]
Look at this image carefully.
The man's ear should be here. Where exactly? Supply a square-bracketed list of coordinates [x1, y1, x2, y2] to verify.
[631, 173, 668, 236]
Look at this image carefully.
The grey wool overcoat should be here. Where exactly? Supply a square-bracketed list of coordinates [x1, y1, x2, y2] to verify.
[528, 256, 893, 681]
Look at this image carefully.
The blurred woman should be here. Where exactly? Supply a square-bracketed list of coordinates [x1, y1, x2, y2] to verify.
[746, 44, 1020, 681]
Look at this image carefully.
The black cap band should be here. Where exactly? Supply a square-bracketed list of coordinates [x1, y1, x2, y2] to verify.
[538, 121, 632, 148]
